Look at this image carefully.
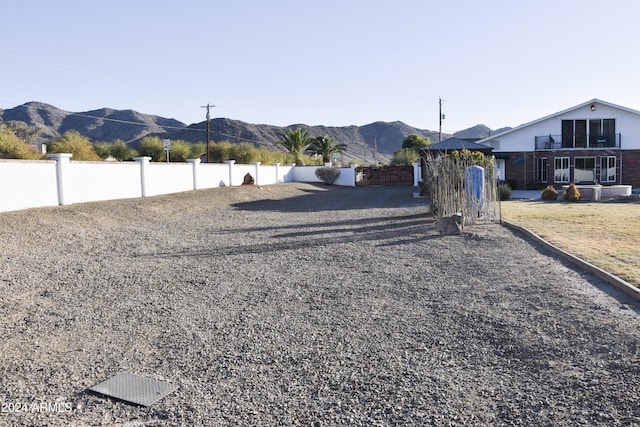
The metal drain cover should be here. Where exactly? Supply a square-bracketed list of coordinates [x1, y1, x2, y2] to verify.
[88, 372, 177, 407]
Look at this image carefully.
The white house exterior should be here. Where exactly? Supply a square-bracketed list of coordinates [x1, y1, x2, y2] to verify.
[476, 99, 640, 190]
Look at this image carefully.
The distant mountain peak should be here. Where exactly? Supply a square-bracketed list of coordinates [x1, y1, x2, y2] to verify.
[1, 102, 507, 164]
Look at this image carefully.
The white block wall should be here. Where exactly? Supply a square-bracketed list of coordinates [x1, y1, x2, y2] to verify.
[65, 161, 141, 203]
[0, 159, 58, 211]
[0, 156, 355, 213]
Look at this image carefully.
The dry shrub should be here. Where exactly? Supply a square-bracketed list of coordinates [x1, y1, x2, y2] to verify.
[541, 185, 559, 201]
[564, 183, 581, 201]
[315, 167, 341, 185]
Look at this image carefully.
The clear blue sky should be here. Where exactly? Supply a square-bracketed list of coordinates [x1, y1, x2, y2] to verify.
[2, 0, 639, 133]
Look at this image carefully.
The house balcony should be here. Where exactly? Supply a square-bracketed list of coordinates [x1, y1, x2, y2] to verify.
[535, 133, 621, 150]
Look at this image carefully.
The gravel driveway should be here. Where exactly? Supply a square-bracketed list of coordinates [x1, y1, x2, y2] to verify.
[1, 183, 639, 426]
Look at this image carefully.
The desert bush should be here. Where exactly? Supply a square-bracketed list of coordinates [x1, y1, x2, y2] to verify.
[315, 167, 341, 185]
[541, 185, 559, 201]
[498, 183, 512, 200]
[564, 183, 581, 201]
[167, 140, 193, 162]
[49, 130, 100, 160]
[139, 136, 165, 161]
[390, 148, 419, 166]
[0, 125, 42, 159]
[189, 143, 206, 159]
[94, 140, 138, 160]
[230, 142, 259, 164]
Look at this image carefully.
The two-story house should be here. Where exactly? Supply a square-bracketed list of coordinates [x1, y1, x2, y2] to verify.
[476, 99, 640, 190]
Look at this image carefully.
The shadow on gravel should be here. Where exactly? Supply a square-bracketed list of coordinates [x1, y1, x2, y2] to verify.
[223, 213, 427, 235]
[231, 185, 424, 212]
[151, 213, 439, 260]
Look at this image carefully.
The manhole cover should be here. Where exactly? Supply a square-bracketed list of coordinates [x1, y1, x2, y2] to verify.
[88, 372, 177, 407]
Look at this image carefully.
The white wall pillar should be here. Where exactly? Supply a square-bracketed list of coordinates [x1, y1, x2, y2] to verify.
[187, 158, 201, 190]
[252, 162, 261, 185]
[224, 160, 236, 186]
[351, 163, 357, 186]
[47, 153, 72, 205]
[133, 156, 151, 197]
[412, 162, 421, 187]
[273, 163, 281, 183]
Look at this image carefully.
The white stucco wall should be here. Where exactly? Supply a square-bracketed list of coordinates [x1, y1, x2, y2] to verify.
[258, 164, 278, 185]
[334, 166, 357, 187]
[0, 158, 356, 213]
[65, 161, 141, 203]
[144, 162, 194, 196]
[292, 166, 356, 186]
[198, 163, 233, 188]
[231, 163, 257, 186]
[0, 159, 58, 211]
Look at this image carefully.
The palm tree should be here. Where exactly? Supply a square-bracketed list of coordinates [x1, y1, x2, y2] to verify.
[308, 135, 347, 164]
[276, 127, 314, 166]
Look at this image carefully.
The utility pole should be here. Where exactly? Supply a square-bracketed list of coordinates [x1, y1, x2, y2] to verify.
[201, 104, 214, 162]
[439, 97, 444, 143]
[373, 134, 378, 166]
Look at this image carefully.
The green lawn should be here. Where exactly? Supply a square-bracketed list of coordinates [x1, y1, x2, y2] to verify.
[501, 200, 640, 288]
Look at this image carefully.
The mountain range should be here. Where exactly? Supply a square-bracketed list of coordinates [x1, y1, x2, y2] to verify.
[0, 102, 509, 164]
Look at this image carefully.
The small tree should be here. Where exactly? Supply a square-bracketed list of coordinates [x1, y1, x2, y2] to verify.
[0, 125, 42, 159]
[49, 130, 100, 160]
[390, 147, 419, 166]
[167, 140, 192, 162]
[189, 142, 206, 159]
[94, 142, 112, 159]
[110, 139, 137, 160]
[5, 120, 40, 144]
[95, 139, 137, 160]
[256, 146, 281, 164]
[230, 142, 259, 164]
[392, 134, 431, 166]
[402, 134, 432, 151]
[209, 141, 234, 162]
[139, 136, 165, 161]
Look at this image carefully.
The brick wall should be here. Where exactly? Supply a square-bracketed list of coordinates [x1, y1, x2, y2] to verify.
[504, 150, 640, 189]
[622, 150, 640, 187]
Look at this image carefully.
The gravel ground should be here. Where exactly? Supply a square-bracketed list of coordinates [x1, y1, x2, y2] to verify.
[1, 182, 640, 426]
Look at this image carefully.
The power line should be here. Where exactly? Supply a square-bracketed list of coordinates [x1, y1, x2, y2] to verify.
[69, 112, 188, 130]
[66, 110, 271, 145]
[8, 106, 349, 148]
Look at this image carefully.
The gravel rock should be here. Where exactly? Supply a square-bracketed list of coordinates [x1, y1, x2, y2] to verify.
[1, 183, 639, 426]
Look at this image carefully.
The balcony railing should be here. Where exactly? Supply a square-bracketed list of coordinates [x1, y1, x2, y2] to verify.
[535, 133, 621, 150]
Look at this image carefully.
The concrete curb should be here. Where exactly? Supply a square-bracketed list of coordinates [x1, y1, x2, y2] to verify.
[501, 220, 640, 301]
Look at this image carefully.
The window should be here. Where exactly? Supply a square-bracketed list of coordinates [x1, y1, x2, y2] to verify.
[564, 118, 615, 147]
[561, 120, 573, 148]
[575, 120, 587, 147]
[554, 157, 570, 183]
[562, 120, 587, 148]
[536, 157, 548, 183]
[575, 157, 596, 183]
[600, 156, 616, 182]
[589, 119, 616, 146]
